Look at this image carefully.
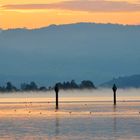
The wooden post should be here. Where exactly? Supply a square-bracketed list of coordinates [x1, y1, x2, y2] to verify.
[114, 91, 116, 105]
[56, 90, 58, 110]
[55, 84, 59, 110]
[112, 84, 117, 105]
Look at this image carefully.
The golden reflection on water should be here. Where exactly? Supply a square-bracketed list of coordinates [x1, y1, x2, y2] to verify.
[0, 89, 140, 118]
[0, 101, 140, 118]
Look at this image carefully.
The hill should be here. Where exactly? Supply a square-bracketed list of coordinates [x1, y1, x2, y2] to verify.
[100, 74, 140, 88]
[0, 23, 140, 86]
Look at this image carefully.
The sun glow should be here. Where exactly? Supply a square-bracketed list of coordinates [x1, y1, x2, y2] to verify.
[0, 0, 140, 29]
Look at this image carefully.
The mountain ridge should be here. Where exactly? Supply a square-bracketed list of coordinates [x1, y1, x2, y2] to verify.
[2, 22, 140, 31]
[100, 74, 140, 88]
[0, 22, 140, 86]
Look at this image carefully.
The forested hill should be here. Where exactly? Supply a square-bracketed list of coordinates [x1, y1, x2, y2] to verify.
[100, 75, 140, 88]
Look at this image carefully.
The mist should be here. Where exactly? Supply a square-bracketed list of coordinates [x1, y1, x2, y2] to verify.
[0, 88, 140, 103]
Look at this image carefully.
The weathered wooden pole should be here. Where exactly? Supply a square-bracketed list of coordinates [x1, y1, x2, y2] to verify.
[112, 84, 117, 105]
[55, 84, 59, 110]
[114, 91, 116, 105]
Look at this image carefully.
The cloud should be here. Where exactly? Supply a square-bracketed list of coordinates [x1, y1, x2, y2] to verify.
[2, 0, 140, 12]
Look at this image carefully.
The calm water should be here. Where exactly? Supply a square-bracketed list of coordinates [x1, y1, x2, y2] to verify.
[0, 115, 140, 140]
[0, 89, 140, 140]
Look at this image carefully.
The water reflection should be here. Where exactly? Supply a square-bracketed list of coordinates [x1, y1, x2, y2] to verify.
[55, 116, 60, 140]
[113, 105, 117, 112]
[113, 105, 117, 140]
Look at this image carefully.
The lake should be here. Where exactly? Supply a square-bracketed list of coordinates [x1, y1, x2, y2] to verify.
[0, 89, 140, 140]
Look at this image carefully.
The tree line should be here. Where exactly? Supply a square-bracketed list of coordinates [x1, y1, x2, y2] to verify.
[0, 80, 96, 92]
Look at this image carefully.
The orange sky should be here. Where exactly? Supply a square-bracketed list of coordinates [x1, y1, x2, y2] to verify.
[0, 0, 140, 29]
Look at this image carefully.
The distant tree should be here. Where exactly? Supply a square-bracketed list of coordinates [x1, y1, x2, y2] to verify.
[0, 86, 6, 92]
[57, 82, 64, 89]
[30, 81, 38, 90]
[20, 81, 38, 91]
[66, 81, 72, 89]
[20, 83, 27, 91]
[70, 80, 79, 89]
[39, 86, 47, 91]
[0, 80, 97, 93]
[57, 81, 78, 90]
[6, 82, 12, 91]
[80, 80, 96, 89]
[54, 80, 96, 90]
[6, 82, 17, 92]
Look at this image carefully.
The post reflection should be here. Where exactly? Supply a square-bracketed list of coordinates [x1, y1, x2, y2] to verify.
[113, 105, 117, 140]
[113, 105, 117, 112]
[55, 115, 60, 140]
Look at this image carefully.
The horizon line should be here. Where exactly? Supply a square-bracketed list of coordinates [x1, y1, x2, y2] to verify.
[1, 22, 140, 30]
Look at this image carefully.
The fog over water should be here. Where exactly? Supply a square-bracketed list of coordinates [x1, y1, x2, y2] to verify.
[0, 88, 140, 103]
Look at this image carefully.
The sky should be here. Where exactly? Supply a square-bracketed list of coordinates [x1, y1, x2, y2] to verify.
[0, 0, 140, 29]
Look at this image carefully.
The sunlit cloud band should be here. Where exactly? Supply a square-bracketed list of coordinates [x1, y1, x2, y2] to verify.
[2, 0, 140, 12]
